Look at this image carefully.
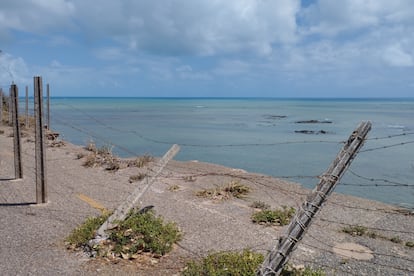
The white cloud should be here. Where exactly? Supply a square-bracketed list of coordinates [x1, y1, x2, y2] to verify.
[0, 51, 30, 86]
[93, 47, 125, 61]
[301, 0, 414, 36]
[383, 44, 414, 67]
[0, 0, 75, 35]
[73, 0, 300, 56]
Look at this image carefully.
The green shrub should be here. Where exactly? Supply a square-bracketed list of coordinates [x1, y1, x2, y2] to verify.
[66, 213, 110, 248]
[66, 209, 181, 259]
[182, 250, 264, 276]
[341, 225, 367, 236]
[252, 206, 295, 226]
[108, 209, 181, 257]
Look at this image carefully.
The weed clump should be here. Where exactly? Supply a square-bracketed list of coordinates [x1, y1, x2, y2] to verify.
[251, 206, 295, 226]
[128, 173, 146, 183]
[81, 141, 120, 171]
[129, 154, 154, 168]
[66, 208, 181, 259]
[182, 250, 264, 276]
[341, 225, 368, 236]
[168, 184, 180, 191]
[281, 264, 326, 276]
[196, 180, 250, 201]
[250, 201, 270, 210]
[66, 213, 110, 248]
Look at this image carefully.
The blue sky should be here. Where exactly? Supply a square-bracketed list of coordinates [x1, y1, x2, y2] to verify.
[0, 0, 413, 97]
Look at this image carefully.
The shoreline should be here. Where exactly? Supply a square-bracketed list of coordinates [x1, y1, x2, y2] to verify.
[1, 124, 413, 275]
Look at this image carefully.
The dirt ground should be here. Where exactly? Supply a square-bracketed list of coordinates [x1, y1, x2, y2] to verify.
[1, 124, 413, 275]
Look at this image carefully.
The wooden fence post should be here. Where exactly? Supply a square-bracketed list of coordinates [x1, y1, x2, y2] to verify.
[0, 88, 3, 123]
[257, 121, 372, 276]
[25, 86, 29, 128]
[46, 83, 50, 130]
[34, 76, 47, 204]
[11, 84, 23, 179]
[8, 87, 12, 126]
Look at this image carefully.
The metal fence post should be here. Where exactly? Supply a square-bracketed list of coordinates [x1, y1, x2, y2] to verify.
[34, 76, 47, 204]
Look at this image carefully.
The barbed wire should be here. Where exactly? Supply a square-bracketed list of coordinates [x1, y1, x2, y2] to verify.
[301, 240, 414, 274]
[346, 169, 413, 187]
[52, 102, 414, 149]
[2, 122, 414, 275]
[307, 232, 414, 263]
[360, 140, 414, 152]
[316, 217, 414, 234]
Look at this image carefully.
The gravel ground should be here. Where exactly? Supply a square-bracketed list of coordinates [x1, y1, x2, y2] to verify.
[0, 125, 413, 275]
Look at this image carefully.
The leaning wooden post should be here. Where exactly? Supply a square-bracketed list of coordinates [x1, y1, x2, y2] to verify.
[46, 83, 50, 130]
[95, 144, 180, 240]
[25, 85, 29, 128]
[11, 84, 23, 179]
[34, 76, 47, 204]
[257, 121, 372, 276]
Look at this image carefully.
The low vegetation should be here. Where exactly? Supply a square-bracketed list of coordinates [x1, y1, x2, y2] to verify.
[251, 206, 296, 226]
[128, 154, 154, 168]
[341, 225, 413, 248]
[168, 184, 180, 191]
[182, 250, 264, 276]
[81, 141, 120, 171]
[196, 180, 250, 200]
[66, 208, 181, 259]
[250, 200, 271, 210]
[182, 250, 324, 276]
[66, 212, 111, 248]
[128, 173, 147, 183]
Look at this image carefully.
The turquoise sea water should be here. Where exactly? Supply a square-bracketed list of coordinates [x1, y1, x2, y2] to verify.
[47, 98, 414, 208]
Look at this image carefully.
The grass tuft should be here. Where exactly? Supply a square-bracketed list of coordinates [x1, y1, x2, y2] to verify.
[250, 201, 270, 210]
[182, 250, 264, 276]
[196, 180, 250, 201]
[66, 213, 110, 248]
[128, 173, 146, 183]
[129, 154, 154, 168]
[341, 225, 367, 236]
[107, 209, 181, 257]
[66, 208, 181, 259]
[251, 206, 295, 226]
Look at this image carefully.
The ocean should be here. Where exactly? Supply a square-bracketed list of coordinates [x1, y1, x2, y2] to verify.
[47, 97, 414, 209]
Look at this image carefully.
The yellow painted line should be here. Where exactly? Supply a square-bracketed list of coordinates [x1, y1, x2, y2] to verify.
[77, 193, 107, 214]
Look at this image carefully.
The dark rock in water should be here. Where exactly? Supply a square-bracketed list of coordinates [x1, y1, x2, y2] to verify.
[295, 130, 330, 134]
[295, 119, 332, 124]
[263, 114, 287, 120]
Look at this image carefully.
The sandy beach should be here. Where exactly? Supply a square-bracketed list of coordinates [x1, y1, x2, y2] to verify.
[0, 123, 413, 275]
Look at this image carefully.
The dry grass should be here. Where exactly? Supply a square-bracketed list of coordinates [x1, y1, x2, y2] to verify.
[196, 180, 250, 201]
[128, 155, 154, 168]
[81, 142, 120, 171]
[129, 173, 147, 183]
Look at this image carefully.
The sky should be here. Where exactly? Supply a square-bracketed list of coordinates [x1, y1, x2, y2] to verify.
[0, 0, 413, 97]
